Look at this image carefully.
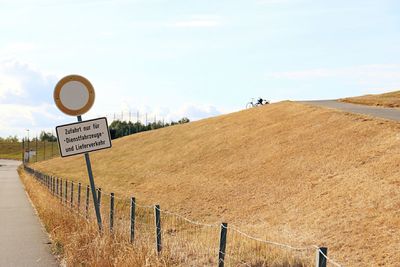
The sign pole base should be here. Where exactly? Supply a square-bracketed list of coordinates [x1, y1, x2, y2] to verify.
[78, 115, 103, 231]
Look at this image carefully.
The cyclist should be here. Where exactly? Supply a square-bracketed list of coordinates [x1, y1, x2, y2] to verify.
[257, 97, 264, 105]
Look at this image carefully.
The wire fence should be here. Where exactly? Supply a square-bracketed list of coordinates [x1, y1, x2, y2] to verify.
[23, 165, 343, 267]
[21, 139, 59, 163]
[104, 111, 167, 126]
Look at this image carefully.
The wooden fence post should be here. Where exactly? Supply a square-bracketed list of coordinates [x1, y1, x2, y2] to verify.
[110, 193, 114, 233]
[56, 178, 59, 196]
[316, 247, 328, 267]
[86, 185, 90, 219]
[154, 204, 162, 254]
[70, 182, 74, 208]
[130, 197, 136, 243]
[218, 223, 228, 267]
[78, 183, 81, 211]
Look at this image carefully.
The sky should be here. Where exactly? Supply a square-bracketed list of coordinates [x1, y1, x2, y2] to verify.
[1, 0, 400, 139]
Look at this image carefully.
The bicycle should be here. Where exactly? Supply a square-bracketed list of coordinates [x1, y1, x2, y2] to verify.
[246, 98, 270, 108]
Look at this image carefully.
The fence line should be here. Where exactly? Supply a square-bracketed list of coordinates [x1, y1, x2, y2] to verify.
[23, 165, 343, 267]
[314, 246, 342, 267]
[227, 224, 313, 251]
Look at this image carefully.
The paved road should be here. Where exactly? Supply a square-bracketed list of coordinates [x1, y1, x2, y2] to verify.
[300, 100, 400, 121]
[0, 159, 58, 267]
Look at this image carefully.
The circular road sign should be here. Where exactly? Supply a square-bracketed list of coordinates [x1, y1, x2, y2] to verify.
[54, 75, 95, 116]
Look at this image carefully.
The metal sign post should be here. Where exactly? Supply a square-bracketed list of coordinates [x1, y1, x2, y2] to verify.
[77, 115, 102, 231]
[54, 74, 111, 232]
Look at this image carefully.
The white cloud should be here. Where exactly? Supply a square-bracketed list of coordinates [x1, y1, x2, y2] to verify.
[0, 59, 224, 138]
[0, 60, 67, 138]
[0, 59, 58, 105]
[0, 103, 65, 138]
[0, 71, 24, 99]
[172, 103, 222, 120]
[101, 103, 224, 124]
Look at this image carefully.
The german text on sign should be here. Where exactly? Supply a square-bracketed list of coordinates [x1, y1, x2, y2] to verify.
[56, 117, 112, 157]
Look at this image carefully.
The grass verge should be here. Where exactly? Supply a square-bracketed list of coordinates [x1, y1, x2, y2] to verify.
[0, 141, 59, 161]
[341, 90, 400, 107]
[19, 168, 176, 266]
[20, 166, 313, 266]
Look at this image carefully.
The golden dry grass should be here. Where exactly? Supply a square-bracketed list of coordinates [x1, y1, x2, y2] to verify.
[21, 167, 311, 266]
[19, 169, 182, 266]
[0, 142, 22, 160]
[31, 101, 400, 266]
[0, 141, 59, 160]
[341, 90, 400, 107]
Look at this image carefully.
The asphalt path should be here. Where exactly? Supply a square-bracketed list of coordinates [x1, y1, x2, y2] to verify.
[300, 100, 400, 122]
[0, 159, 58, 267]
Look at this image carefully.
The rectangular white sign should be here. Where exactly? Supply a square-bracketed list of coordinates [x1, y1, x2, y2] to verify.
[56, 117, 112, 157]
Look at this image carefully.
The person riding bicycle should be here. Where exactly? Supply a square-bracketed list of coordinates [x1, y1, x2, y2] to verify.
[257, 97, 264, 105]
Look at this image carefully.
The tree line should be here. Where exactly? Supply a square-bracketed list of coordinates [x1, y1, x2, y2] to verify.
[2, 117, 190, 143]
[109, 117, 190, 139]
[0, 136, 19, 142]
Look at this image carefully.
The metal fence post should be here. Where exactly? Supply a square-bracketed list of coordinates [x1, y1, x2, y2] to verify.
[65, 180, 68, 204]
[51, 177, 54, 194]
[86, 185, 90, 219]
[78, 183, 81, 211]
[21, 138, 25, 162]
[110, 193, 114, 233]
[27, 137, 29, 163]
[130, 197, 136, 243]
[218, 223, 228, 267]
[35, 137, 38, 162]
[70, 182, 74, 208]
[316, 247, 328, 267]
[154, 204, 162, 254]
[60, 178, 63, 202]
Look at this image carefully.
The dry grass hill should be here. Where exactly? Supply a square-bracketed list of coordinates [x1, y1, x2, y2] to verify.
[32, 101, 400, 266]
[342, 90, 400, 108]
[0, 142, 21, 159]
